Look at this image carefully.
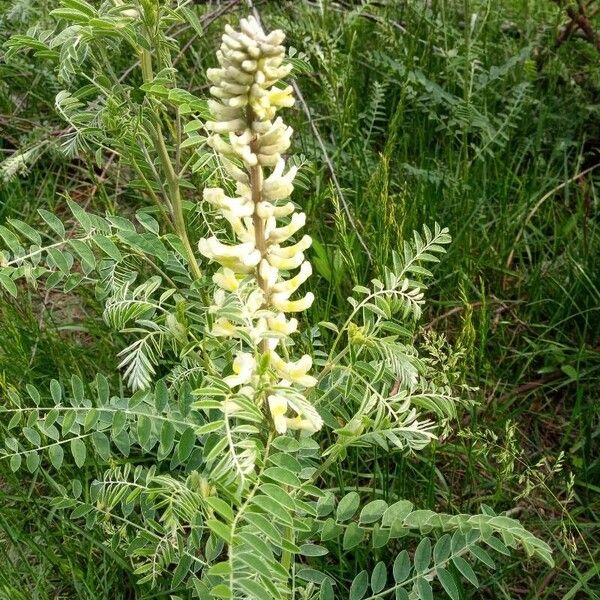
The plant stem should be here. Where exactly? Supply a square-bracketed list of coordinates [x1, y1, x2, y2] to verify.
[280, 521, 294, 575]
[250, 163, 267, 294]
[152, 120, 202, 280]
[140, 47, 153, 82]
[140, 48, 201, 281]
[248, 109, 268, 352]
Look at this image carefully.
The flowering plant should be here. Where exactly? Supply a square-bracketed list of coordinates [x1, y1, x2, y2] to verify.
[0, 5, 552, 599]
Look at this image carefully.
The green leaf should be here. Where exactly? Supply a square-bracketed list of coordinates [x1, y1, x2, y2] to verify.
[137, 414, 152, 447]
[300, 543, 328, 557]
[69, 239, 96, 270]
[238, 551, 276, 579]
[316, 492, 336, 518]
[0, 224, 21, 252]
[49, 444, 64, 469]
[271, 435, 301, 452]
[260, 483, 296, 512]
[96, 373, 110, 404]
[209, 584, 231, 599]
[70, 375, 85, 402]
[112, 410, 127, 437]
[155, 380, 168, 412]
[67, 198, 92, 232]
[135, 212, 160, 235]
[70, 438, 86, 467]
[93, 235, 122, 261]
[452, 556, 479, 588]
[244, 512, 282, 545]
[382, 500, 414, 527]
[393, 550, 411, 582]
[112, 429, 131, 457]
[251, 495, 293, 526]
[320, 578, 334, 600]
[349, 570, 368, 600]
[263, 466, 301, 487]
[470, 545, 496, 569]
[47, 247, 70, 274]
[321, 517, 343, 542]
[171, 552, 193, 588]
[371, 561, 387, 594]
[91, 431, 111, 461]
[372, 524, 390, 549]
[62, 273, 82, 292]
[207, 561, 231, 577]
[343, 522, 365, 550]
[436, 567, 460, 600]
[206, 497, 234, 522]
[38, 209, 66, 238]
[296, 568, 330, 584]
[8, 412, 21, 430]
[27, 384, 41, 404]
[177, 427, 196, 461]
[206, 519, 231, 542]
[84, 408, 99, 432]
[23, 427, 41, 447]
[415, 577, 433, 600]
[71, 504, 93, 519]
[62, 411, 76, 435]
[8, 218, 42, 245]
[159, 421, 175, 457]
[414, 537, 432, 572]
[10, 454, 22, 472]
[336, 491, 360, 521]
[359, 499, 388, 524]
[0, 273, 17, 298]
[485, 535, 510, 556]
[26, 452, 40, 473]
[434, 534, 452, 564]
[50, 379, 62, 403]
[237, 578, 272, 599]
[197, 421, 224, 435]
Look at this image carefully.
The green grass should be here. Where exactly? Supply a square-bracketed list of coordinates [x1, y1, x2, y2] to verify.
[1, 0, 598, 598]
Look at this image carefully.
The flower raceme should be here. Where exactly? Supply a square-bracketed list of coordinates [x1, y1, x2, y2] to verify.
[198, 16, 322, 435]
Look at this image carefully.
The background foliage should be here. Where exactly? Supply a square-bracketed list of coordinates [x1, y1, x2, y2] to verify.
[0, 0, 598, 598]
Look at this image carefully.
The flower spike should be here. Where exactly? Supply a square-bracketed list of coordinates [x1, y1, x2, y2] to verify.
[200, 15, 322, 435]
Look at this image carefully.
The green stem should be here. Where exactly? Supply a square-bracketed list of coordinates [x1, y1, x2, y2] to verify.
[140, 47, 153, 82]
[280, 521, 294, 575]
[140, 48, 201, 281]
[151, 120, 202, 280]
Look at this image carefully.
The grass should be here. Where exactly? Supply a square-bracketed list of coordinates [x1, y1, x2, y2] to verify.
[1, 0, 599, 598]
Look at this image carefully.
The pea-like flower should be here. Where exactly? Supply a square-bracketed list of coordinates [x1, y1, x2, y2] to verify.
[224, 352, 256, 388]
[199, 15, 322, 435]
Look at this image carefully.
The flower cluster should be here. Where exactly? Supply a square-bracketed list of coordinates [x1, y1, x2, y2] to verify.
[199, 16, 322, 435]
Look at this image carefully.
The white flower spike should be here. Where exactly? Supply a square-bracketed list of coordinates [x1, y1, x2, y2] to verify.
[200, 15, 321, 436]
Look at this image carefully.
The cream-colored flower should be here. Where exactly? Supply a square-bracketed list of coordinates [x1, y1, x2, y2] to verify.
[198, 237, 261, 270]
[272, 261, 312, 294]
[213, 267, 240, 292]
[224, 352, 256, 388]
[256, 201, 295, 219]
[272, 291, 315, 313]
[267, 312, 298, 336]
[267, 212, 306, 243]
[271, 352, 317, 388]
[268, 394, 288, 433]
[204, 187, 254, 218]
[212, 317, 237, 337]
